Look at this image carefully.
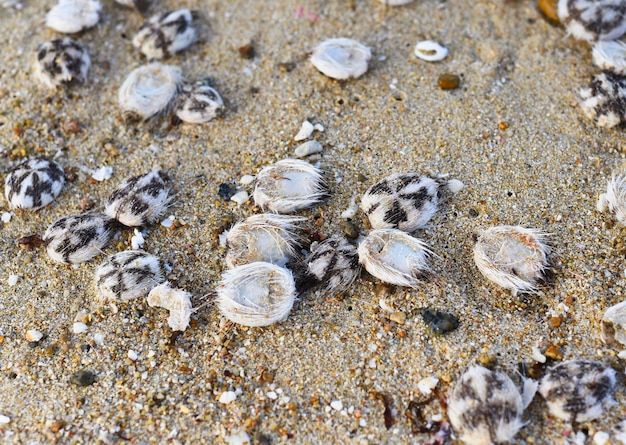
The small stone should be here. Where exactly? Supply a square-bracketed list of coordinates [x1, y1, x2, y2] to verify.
[239, 175, 254, 185]
[594, 431, 610, 445]
[238, 43, 255, 59]
[543, 344, 563, 361]
[70, 369, 97, 386]
[79, 197, 95, 211]
[93, 333, 104, 345]
[0, 415, 10, 425]
[477, 352, 498, 368]
[438, 73, 460, 90]
[330, 400, 343, 411]
[498, 121, 509, 130]
[230, 190, 249, 205]
[294, 140, 323, 158]
[26, 329, 43, 342]
[420, 308, 459, 335]
[49, 419, 66, 432]
[128, 350, 138, 361]
[219, 391, 237, 404]
[218, 183, 237, 200]
[8, 274, 18, 286]
[417, 376, 439, 395]
[294, 120, 314, 141]
[72, 322, 88, 334]
[389, 311, 406, 325]
[549, 316, 562, 328]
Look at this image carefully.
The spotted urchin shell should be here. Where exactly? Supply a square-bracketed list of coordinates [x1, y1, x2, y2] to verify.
[175, 82, 224, 123]
[306, 236, 361, 292]
[580, 71, 626, 128]
[473, 225, 549, 296]
[538, 360, 617, 423]
[34, 38, 90, 89]
[43, 213, 116, 264]
[95, 250, 162, 303]
[133, 9, 197, 60]
[46, 0, 102, 34]
[253, 159, 326, 213]
[118, 63, 182, 121]
[216, 262, 297, 327]
[4, 158, 65, 210]
[448, 365, 537, 445]
[558, 0, 626, 41]
[105, 170, 170, 227]
[597, 174, 626, 224]
[593, 40, 626, 74]
[310, 38, 371, 80]
[357, 228, 432, 288]
[147, 281, 193, 331]
[225, 214, 304, 268]
[361, 173, 440, 232]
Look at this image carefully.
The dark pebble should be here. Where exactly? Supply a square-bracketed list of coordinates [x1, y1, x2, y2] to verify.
[468, 208, 479, 218]
[438, 73, 460, 90]
[27, 341, 40, 348]
[70, 370, 97, 387]
[420, 308, 460, 335]
[218, 183, 237, 200]
[238, 43, 255, 59]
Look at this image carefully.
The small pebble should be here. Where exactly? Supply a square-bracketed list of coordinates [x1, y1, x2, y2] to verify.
[238, 43, 255, 59]
[8, 274, 18, 286]
[594, 431, 610, 445]
[330, 400, 343, 411]
[417, 376, 439, 395]
[70, 369, 97, 386]
[239, 175, 254, 185]
[414, 40, 448, 62]
[91, 166, 113, 182]
[218, 183, 237, 200]
[72, 322, 88, 334]
[0, 415, 10, 425]
[294, 140, 323, 158]
[128, 350, 138, 361]
[224, 429, 251, 445]
[1, 212, 11, 223]
[420, 308, 460, 335]
[230, 190, 249, 205]
[294, 120, 314, 141]
[93, 333, 105, 345]
[438, 73, 460, 90]
[389, 311, 406, 325]
[26, 329, 43, 342]
[219, 391, 237, 404]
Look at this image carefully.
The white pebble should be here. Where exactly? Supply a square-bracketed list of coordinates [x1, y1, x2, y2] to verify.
[224, 429, 250, 445]
[72, 322, 88, 334]
[417, 376, 439, 395]
[26, 329, 43, 342]
[230, 190, 249, 205]
[294, 120, 314, 141]
[0, 415, 10, 425]
[594, 431, 610, 445]
[531, 345, 547, 363]
[91, 166, 113, 182]
[313, 123, 324, 132]
[94, 333, 105, 345]
[147, 282, 193, 332]
[294, 140, 323, 158]
[330, 400, 343, 411]
[267, 391, 278, 400]
[219, 391, 237, 404]
[8, 274, 18, 286]
[239, 175, 254, 185]
[1, 212, 12, 223]
[128, 349, 138, 361]
[310, 38, 371, 80]
[414, 40, 448, 62]
[446, 179, 465, 194]
[161, 217, 174, 228]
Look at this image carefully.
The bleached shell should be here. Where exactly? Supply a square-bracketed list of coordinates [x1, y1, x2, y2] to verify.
[43, 213, 116, 264]
[34, 38, 90, 89]
[253, 159, 326, 213]
[580, 71, 626, 128]
[414, 41, 448, 62]
[538, 360, 617, 423]
[601, 300, 626, 348]
[118, 63, 182, 121]
[133, 9, 197, 60]
[95, 250, 163, 303]
[104, 170, 170, 227]
[448, 366, 531, 445]
[46, 0, 102, 34]
[599, 175, 626, 224]
[357, 228, 432, 288]
[306, 236, 361, 292]
[593, 41, 626, 74]
[147, 281, 193, 331]
[175, 82, 224, 124]
[558, 0, 626, 41]
[310, 38, 371, 80]
[216, 262, 296, 327]
[361, 173, 439, 232]
[473, 225, 549, 295]
[226, 214, 304, 268]
[4, 158, 65, 210]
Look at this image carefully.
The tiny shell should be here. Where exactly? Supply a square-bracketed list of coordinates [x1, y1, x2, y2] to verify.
[593, 40, 626, 74]
[4, 158, 65, 210]
[225, 214, 304, 268]
[175, 82, 224, 124]
[95, 250, 163, 303]
[147, 281, 193, 331]
[294, 140, 323, 158]
[118, 63, 182, 121]
[558, 0, 626, 41]
[306, 236, 361, 292]
[580, 71, 626, 128]
[473, 225, 549, 296]
[216, 262, 297, 327]
[538, 360, 617, 423]
[414, 40, 448, 62]
[601, 300, 626, 348]
[133, 9, 197, 59]
[34, 38, 90, 89]
[46, 0, 102, 34]
[310, 38, 371, 80]
[357, 228, 432, 288]
[598, 175, 626, 224]
[253, 159, 326, 213]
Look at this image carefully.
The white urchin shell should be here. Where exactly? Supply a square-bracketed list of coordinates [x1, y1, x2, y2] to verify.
[310, 38, 371, 80]
[217, 262, 296, 327]
[43, 213, 116, 264]
[306, 236, 361, 292]
[147, 281, 193, 331]
[253, 159, 326, 213]
[4, 158, 65, 210]
[104, 170, 170, 227]
[175, 82, 224, 123]
[598, 175, 626, 224]
[538, 360, 617, 423]
[473, 225, 549, 295]
[414, 40, 448, 62]
[46, 0, 102, 34]
[34, 38, 90, 89]
[580, 71, 626, 128]
[558, 0, 626, 41]
[225, 214, 304, 268]
[94, 250, 162, 303]
[357, 228, 432, 288]
[448, 365, 536, 445]
[118, 63, 182, 121]
[133, 9, 197, 60]
[361, 172, 440, 232]
[601, 300, 626, 348]
[593, 40, 626, 74]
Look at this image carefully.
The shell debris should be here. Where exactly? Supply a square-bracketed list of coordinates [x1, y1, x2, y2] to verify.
[378, 0, 414, 5]
[310, 38, 371, 80]
[34, 38, 90, 89]
[45, 0, 102, 34]
[306, 236, 361, 292]
[147, 282, 193, 331]
[294, 120, 315, 141]
[95, 250, 163, 303]
[133, 9, 197, 60]
[414, 40, 448, 62]
[4, 158, 65, 210]
[580, 71, 626, 128]
[558, 0, 626, 41]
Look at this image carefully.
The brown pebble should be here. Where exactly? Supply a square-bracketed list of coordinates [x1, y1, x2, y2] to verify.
[389, 311, 406, 325]
[17, 234, 43, 250]
[63, 120, 82, 134]
[544, 344, 563, 361]
[438, 73, 460, 90]
[549, 316, 562, 328]
[50, 420, 67, 433]
[238, 43, 255, 59]
[538, 0, 560, 23]
[79, 197, 96, 211]
[339, 220, 359, 239]
[498, 121, 509, 130]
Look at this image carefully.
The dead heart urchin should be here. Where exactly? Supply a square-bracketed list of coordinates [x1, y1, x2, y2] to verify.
[34, 38, 90, 89]
[4, 158, 65, 210]
[133, 9, 197, 60]
[558, 0, 626, 41]
[175, 81, 224, 124]
[580, 71, 626, 128]
[305, 236, 361, 292]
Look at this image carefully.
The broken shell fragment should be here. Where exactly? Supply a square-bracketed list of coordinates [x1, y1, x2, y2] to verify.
[175, 82, 224, 124]
[46, 0, 102, 34]
[34, 38, 90, 89]
[147, 281, 193, 331]
[414, 40, 448, 62]
[306, 236, 361, 292]
[4, 158, 65, 210]
[310, 38, 371, 80]
[95, 250, 163, 303]
[598, 175, 626, 224]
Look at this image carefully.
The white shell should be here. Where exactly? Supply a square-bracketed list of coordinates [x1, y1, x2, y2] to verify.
[598, 175, 626, 224]
[448, 365, 537, 445]
[538, 360, 617, 423]
[601, 300, 626, 348]
[133, 9, 197, 60]
[46, 0, 102, 34]
[558, 0, 626, 41]
[34, 38, 90, 89]
[310, 38, 371, 80]
[216, 262, 296, 327]
[294, 140, 323, 158]
[580, 71, 626, 128]
[225, 214, 304, 268]
[473, 225, 549, 296]
[175, 82, 224, 124]
[4, 158, 65, 210]
[44, 213, 116, 264]
[95, 250, 163, 303]
[147, 281, 193, 331]
[361, 173, 440, 232]
[378, 0, 414, 5]
[253, 159, 326, 213]
[306, 236, 361, 292]
[105, 170, 170, 227]
[357, 228, 432, 288]
[118, 63, 182, 121]
[593, 40, 626, 74]
[414, 40, 448, 62]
